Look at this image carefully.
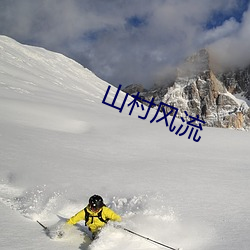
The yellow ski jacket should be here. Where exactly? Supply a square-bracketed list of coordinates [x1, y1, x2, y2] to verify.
[67, 206, 121, 233]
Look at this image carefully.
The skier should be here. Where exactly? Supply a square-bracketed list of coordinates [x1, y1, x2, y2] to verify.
[66, 194, 121, 239]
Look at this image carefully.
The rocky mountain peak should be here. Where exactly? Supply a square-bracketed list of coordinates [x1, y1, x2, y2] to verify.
[165, 49, 250, 129]
[177, 48, 210, 78]
[123, 49, 250, 130]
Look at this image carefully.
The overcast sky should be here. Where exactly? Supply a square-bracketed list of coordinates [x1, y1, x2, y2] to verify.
[0, 0, 249, 87]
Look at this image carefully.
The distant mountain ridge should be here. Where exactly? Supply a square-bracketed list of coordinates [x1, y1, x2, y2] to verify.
[123, 49, 250, 129]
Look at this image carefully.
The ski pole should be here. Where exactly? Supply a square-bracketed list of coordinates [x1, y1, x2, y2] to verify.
[122, 227, 180, 250]
[37, 220, 48, 231]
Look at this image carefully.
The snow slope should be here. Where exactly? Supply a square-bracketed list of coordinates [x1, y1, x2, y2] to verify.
[0, 36, 250, 250]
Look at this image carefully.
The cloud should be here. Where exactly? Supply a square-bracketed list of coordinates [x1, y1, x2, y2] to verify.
[209, 4, 250, 69]
[0, 0, 249, 87]
[200, 18, 240, 45]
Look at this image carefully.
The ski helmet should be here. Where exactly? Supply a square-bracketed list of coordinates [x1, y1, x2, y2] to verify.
[89, 195, 104, 210]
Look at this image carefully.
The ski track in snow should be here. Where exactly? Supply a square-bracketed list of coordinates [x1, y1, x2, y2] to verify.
[0, 99, 91, 134]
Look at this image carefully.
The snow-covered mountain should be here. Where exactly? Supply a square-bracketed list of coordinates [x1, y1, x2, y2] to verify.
[0, 36, 250, 250]
[124, 49, 250, 130]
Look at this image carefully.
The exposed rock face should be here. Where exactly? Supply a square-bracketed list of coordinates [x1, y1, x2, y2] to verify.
[123, 83, 169, 105]
[123, 84, 146, 95]
[123, 49, 250, 129]
[218, 66, 250, 100]
[163, 49, 250, 129]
